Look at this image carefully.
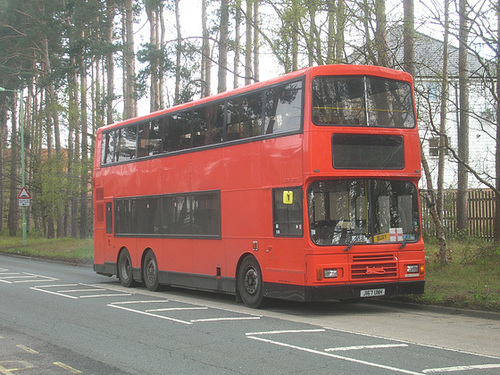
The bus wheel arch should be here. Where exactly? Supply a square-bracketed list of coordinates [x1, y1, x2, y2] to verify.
[236, 254, 265, 308]
[117, 248, 136, 287]
[142, 248, 161, 291]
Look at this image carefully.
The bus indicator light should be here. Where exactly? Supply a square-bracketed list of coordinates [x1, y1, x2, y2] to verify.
[316, 268, 323, 281]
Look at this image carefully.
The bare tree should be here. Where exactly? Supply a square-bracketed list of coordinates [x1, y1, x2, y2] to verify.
[105, 0, 115, 124]
[457, 0, 470, 236]
[234, 0, 242, 89]
[201, 0, 212, 97]
[174, 0, 182, 104]
[145, 0, 161, 112]
[253, 0, 260, 81]
[218, 0, 229, 93]
[496, 0, 500, 243]
[123, 0, 137, 118]
[374, 0, 388, 66]
[245, 0, 253, 84]
[436, 0, 451, 261]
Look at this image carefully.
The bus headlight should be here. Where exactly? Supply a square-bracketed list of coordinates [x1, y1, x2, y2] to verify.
[323, 269, 338, 278]
[406, 264, 419, 273]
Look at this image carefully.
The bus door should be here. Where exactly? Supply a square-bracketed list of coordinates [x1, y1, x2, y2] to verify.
[269, 187, 305, 285]
[104, 200, 115, 262]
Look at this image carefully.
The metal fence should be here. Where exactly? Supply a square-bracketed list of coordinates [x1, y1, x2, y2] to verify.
[421, 189, 496, 241]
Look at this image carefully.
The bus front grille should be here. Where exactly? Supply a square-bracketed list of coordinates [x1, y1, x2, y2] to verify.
[351, 254, 397, 280]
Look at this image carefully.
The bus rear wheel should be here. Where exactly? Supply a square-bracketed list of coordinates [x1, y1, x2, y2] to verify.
[143, 250, 160, 291]
[237, 256, 265, 308]
[118, 249, 136, 287]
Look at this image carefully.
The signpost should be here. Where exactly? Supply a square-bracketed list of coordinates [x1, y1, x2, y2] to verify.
[18, 187, 31, 207]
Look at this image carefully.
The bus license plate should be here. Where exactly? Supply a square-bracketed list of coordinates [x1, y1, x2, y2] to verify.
[360, 288, 385, 297]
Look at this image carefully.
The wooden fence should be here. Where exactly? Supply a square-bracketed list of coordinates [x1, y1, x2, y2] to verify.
[421, 189, 496, 241]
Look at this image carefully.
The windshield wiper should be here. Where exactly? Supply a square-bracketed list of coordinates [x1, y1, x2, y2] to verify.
[399, 238, 407, 249]
[343, 239, 356, 252]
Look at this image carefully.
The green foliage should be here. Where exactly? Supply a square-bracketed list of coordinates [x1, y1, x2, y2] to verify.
[0, 235, 93, 262]
[403, 238, 500, 311]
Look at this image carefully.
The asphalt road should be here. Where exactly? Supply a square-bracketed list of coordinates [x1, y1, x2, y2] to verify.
[1, 253, 499, 375]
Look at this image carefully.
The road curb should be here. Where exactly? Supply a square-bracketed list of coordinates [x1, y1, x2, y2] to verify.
[366, 298, 500, 321]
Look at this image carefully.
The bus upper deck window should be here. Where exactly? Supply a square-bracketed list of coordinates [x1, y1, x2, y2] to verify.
[312, 76, 415, 128]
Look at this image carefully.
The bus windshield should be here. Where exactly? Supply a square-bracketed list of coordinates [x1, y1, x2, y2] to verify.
[308, 179, 420, 246]
[312, 76, 415, 128]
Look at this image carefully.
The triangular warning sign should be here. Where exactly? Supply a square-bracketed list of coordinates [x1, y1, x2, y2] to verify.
[18, 187, 30, 199]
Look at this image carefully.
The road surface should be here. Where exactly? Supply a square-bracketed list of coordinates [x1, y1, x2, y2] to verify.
[1, 253, 499, 374]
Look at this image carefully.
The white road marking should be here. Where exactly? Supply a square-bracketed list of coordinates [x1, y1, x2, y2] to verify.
[58, 288, 107, 293]
[245, 329, 325, 336]
[30, 285, 79, 299]
[146, 307, 208, 312]
[107, 303, 192, 325]
[247, 335, 423, 375]
[108, 300, 170, 305]
[325, 344, 408, 352]
[422, 364, 500, 373]
[190, 316, 261, 323]
[79, 293, 132, 298]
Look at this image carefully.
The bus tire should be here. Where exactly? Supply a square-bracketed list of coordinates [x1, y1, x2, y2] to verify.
[118, 249, 136, 287]
[143, 250, 160, 291]
[237, 256, 265, 308]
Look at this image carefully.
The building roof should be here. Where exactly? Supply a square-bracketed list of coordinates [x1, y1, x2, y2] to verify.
[347, 25, 490, 80]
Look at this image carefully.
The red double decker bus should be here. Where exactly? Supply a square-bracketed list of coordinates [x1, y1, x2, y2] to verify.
[93, 64, 424, 307]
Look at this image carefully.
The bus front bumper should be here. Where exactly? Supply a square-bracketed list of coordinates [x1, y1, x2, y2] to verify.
[264, 280, 425, 302]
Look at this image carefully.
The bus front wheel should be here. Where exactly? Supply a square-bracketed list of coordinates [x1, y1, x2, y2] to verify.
[237, 256, 265, 308]
[143, 250, 160, 291]
[118, 249, 136, 287]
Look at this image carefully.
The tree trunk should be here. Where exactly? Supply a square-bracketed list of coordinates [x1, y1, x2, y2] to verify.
[7, 95, 18, 237]
[123, 0, 137, 119]
[252, 0, 259, 81]
[495, 0, 500, 243]
[335, 0, 345, 63]
[234, 0, 242, 89]
[457, 0, 469, 236]
[80, 39, 89, 239]
[421, 144, 450, 262]
[0, 97, 7, 232]
[374, 0, 388, 66]
[218, 0, 229, 93]
[146, 1, 160, 112]
[159, 4, 165, 109]
[174, 0, 182, 104]
[327, 0, 335, 64]
[201, 0, 211, 97]
[106, 0, 115, 125]
[437, 0, 450, 260]
[245, 0, 253, 84]
[403, 0, 415, 77]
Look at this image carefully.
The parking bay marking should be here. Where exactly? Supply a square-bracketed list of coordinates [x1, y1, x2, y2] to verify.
[247, 334, 423, 375]
[0, 272, 58, 284]
[246, 328, 500, 375]
[108, 301, 193, 325]
[423, 364, 500, 373]
[109, 300, 262, 325]
[30, 284, 132, 299]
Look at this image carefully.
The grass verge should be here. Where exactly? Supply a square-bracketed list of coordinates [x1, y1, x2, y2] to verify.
[399, 237, 500, 312]
[0, 235, 93, 264]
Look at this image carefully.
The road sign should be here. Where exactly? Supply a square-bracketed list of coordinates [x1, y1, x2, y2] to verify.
[18, 187, 30, 199]
[18, 187, 31, 207]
